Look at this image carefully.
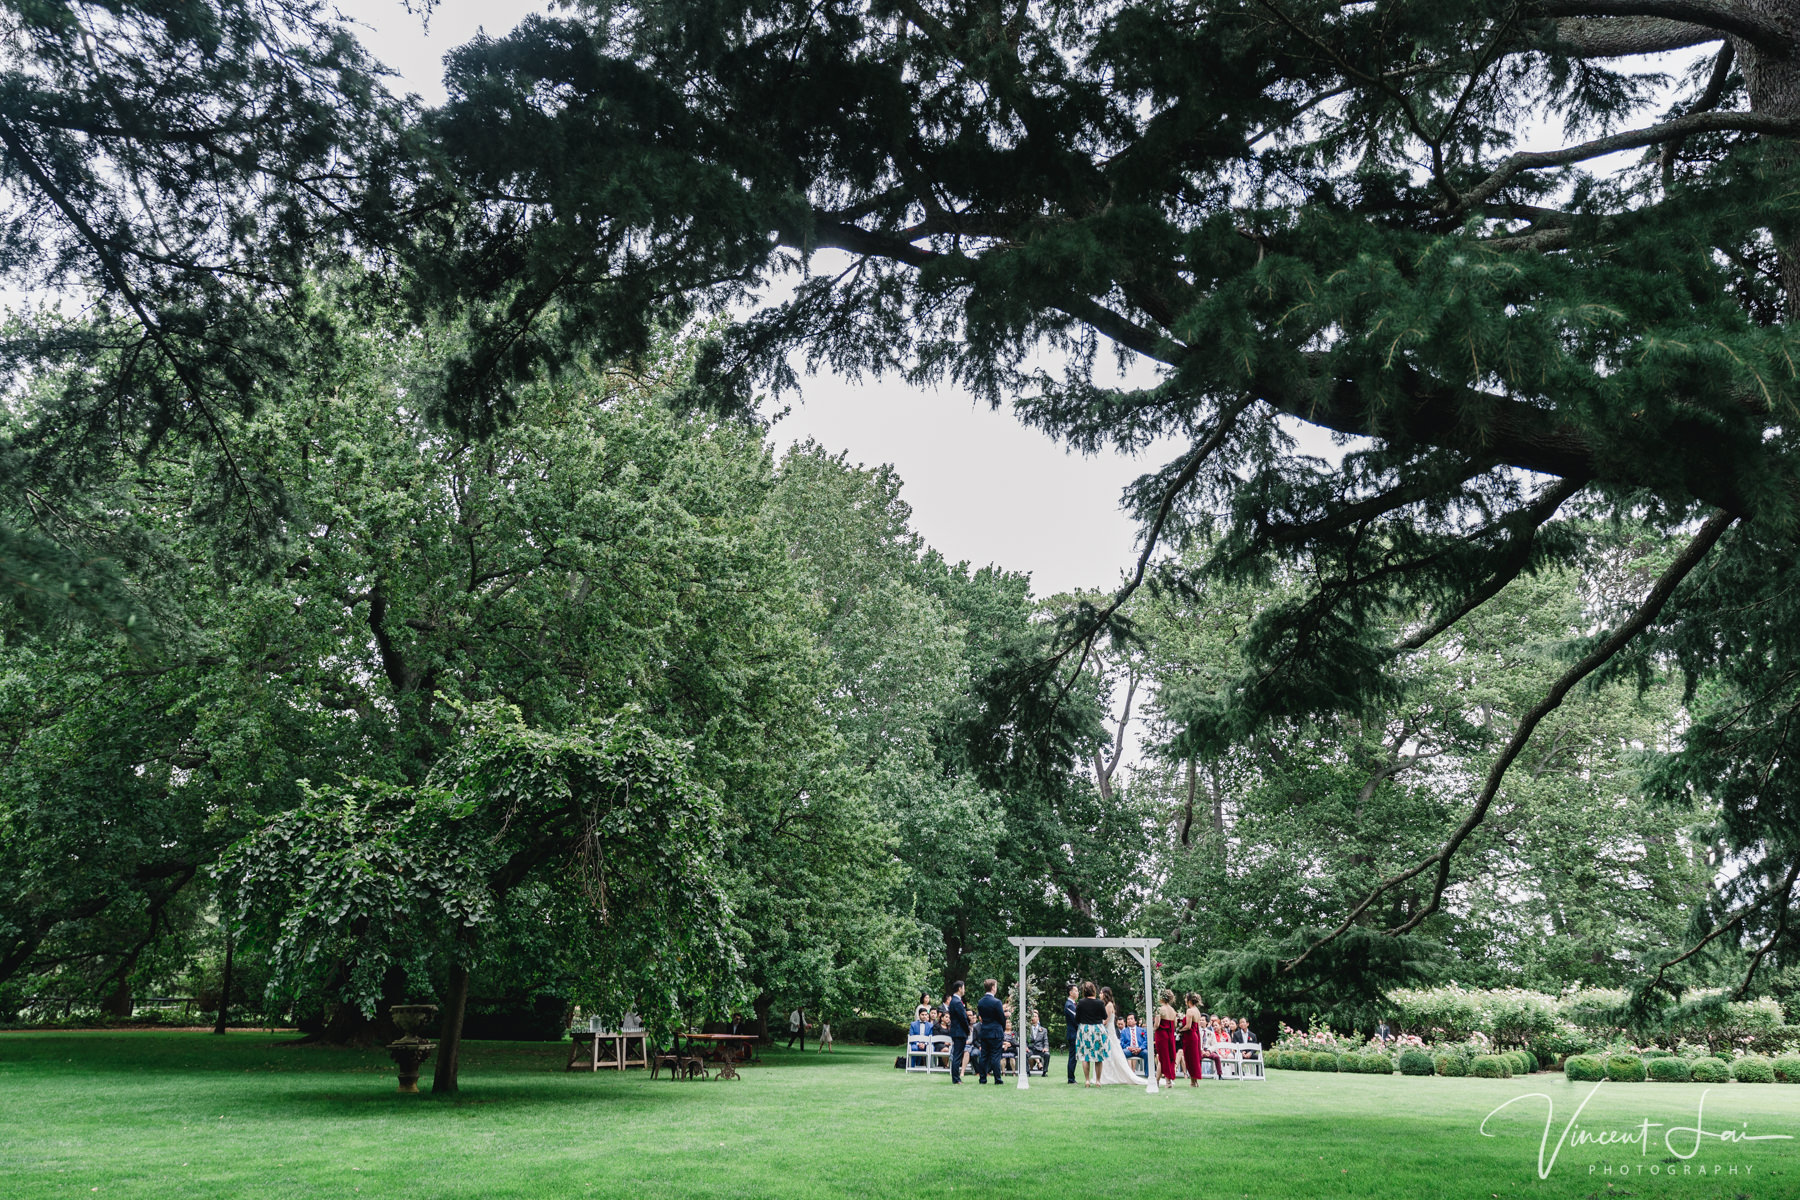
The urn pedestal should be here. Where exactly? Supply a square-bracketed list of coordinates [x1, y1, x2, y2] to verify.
[387, 1004, 439, 1094]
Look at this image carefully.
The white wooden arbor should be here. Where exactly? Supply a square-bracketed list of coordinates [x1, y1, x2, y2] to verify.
[1008, 935, 1162, 1094]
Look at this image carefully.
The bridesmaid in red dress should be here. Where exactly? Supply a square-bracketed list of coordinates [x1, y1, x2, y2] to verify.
[1180, 992, 1205, 1085]
[1153, 989, 1180, 1084]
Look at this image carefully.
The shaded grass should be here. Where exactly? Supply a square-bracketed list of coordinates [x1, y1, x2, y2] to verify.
[1, 1033, 1797, 1198]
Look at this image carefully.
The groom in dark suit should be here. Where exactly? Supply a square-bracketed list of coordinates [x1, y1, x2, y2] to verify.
[946, 981, 971, 1084]
[1064, 984, 1079, 1084]
[974, 979, 1006, 1085]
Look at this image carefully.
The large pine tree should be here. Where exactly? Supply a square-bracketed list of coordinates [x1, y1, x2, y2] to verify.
[415, 0, 1800, 992]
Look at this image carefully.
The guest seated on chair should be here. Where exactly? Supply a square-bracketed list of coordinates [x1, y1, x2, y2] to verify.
[1000, 1022, 1018, 1076]
[1119, 1013, 1148, 1069]
[909, 1006, 935, 1066]
[1026, 1011, 1050, 1075]
[1233, 1017, 1257, 1056]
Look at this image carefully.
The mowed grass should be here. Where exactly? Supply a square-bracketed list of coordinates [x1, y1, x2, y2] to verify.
[2, 1034, 1798, 1199]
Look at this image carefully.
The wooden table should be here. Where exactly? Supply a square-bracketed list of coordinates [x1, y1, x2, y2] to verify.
[567, 1029, 650, 1072]
[679, 1032, 760, 1065]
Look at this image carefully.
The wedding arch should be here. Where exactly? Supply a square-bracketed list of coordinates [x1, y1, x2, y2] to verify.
[1008, 936, 1162, 1093]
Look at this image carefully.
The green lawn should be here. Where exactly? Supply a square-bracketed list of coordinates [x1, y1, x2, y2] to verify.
[2, 1033, 1797, 1199]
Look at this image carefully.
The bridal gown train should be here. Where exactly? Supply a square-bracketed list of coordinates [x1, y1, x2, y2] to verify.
[1095, 1024, 1144, 1085]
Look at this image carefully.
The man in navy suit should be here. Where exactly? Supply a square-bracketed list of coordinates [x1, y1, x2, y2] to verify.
[946, 981, 971, 1084]
[974, 979, 1006, 1085]
[1064, 984, 1079, 1083]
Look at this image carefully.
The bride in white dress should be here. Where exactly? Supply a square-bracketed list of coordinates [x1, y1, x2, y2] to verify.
[1094, 987, 1145, 1085]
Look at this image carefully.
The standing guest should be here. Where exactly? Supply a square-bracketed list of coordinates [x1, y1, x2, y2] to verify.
[1375, 1018, 1392, 1044]
[1119, 1014, 1149, 1072]
[1027, 1012, 1050, 1076]
[786, 1007, 811, 1051]
[1064, 985, 1080, 1085]
[1154, 989, 1180, 1084]
[974, 979, 1006, 1085]
[817, 1018, 834, 1052]
[1073, 981, 1110, 1087]
[946, 981, 971, 1084]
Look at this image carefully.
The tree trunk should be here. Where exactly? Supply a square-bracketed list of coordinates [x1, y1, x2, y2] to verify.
[1736, 3, 1800, 317]
[431, 960, 472, 1094]
[752, 992, 774, 1042]
[100, 976, 132, 1019]
[211, 926, 235, 1035]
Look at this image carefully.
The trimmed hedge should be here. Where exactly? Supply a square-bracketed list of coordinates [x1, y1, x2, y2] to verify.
[1565, 1055, 1605, 1082]
[1398, 1049, 1436, 1076]
[1520, 1050, 1539, 1073]
[1435, 1052, 1468, 1077]
[1503, 1051, 1530, 1075]
[1470, 1055, 1508, 1078]
[1690, 1057, 1731, 1083]
[1731, 1055, 1775, 1084]
[1292, 1051, 1316, 1070]
[1772, 1055, 1800, 1083]
[1314, 1051, 1341, 1072]
[1647, 1057, 1693, 1082]
[1351, 1053, 1393, 1074]
[1605, 1054, 1646, 1082]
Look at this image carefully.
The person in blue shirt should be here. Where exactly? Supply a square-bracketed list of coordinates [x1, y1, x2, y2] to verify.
[1119, 1013, 1149, 1072]
[908, 1006, 934, 1067]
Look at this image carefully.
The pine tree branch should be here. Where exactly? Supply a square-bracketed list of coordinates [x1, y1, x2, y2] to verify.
[1282, 509, 1735, 973]
[1736, 857, 1800, 999]
[1543, 16, 1726, 55]
[1396, 476, 1587, 650]
[1455, 110, 1800, 212]
[1536, 2, 1790, 55]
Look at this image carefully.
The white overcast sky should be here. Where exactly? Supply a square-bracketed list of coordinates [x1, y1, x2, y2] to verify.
[345, 0, 1238, 598]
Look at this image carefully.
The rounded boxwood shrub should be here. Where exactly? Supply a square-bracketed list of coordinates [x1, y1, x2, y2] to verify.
[1647, 1057, 1693, 1082]
[1267, 1050, 1287, 1069]
[1399, 1049, 1436, 1076]
[1505, 1051, 1530, 1075]
[1690, 1057, 1731, 1083]
[1315, 1051, 1341, 1072]
[1291, 1050, 1316, 1070]
[1469, 1055, 1507, 1078]
[1435, 1052, 1468, 1077]
[1565, 1055, 1605, 1082]
[1605, 1055, 1646, 1082]
[1363, 1053, 1395, 1074]
[1731, 1055, 1775, 1084]
[1520, 1050, 1539, 1074]
[1771, 1055, 1800, 1083]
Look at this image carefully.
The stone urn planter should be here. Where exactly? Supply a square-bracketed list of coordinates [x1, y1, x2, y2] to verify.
[387, 1004, 438, 1094]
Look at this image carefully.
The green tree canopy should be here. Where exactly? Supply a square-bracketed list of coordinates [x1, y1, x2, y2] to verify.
[415, 0, 1800, 993]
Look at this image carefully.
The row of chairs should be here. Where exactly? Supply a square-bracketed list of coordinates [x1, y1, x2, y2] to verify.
[903, 1035, 1265, 1080]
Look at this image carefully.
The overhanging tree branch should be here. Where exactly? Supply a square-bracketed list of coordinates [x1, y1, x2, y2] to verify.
[1283, 508, 1736, 973]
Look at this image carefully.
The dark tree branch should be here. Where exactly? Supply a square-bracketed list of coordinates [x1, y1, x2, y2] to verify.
[1283, 509, 1735, 972]
[1537, 1, 1789, 54]
[1396, 476, 1587, 650]
[1455, 110, 1800, 211]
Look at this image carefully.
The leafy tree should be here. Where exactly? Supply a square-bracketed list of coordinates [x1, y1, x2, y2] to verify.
[417, 0, 1800, 988]
[0, 0, 401, 623]
[224, 707, 735, 1092]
